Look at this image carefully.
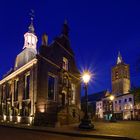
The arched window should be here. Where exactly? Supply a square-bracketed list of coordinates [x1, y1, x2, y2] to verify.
[62, 57, 68, 70]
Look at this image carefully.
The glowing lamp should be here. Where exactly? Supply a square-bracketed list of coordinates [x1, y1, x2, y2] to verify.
[79, 70, 94, 129]
[110, 95, 115, 101]
[10, 115, 12, 121]
[82, 71, 91, 84]
[3, 115, 6, 121]
[17, 116, 21, 123]
[29, 116, 33, 124]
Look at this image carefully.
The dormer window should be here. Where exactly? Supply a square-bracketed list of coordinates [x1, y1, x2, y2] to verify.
[63, 57, 68, 70]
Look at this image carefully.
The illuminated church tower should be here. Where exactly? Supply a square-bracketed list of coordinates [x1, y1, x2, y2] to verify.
[23, 17, 38, 53]
[14, 17, 38, 69]
[111, 52, 131, 95]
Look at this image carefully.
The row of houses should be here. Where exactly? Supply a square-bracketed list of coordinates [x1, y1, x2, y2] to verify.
[96, 91, 134, 120]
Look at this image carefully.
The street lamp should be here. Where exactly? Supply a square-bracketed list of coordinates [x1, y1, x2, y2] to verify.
[109, 95, 114, 101]
[79, 71, 94, 129]
[109, 95, 116, 122]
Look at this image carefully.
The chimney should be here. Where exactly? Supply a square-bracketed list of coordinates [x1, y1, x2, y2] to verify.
[42, 33, 48, 46]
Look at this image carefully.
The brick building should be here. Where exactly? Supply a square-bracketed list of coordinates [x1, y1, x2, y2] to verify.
[0, 19, 81, 126]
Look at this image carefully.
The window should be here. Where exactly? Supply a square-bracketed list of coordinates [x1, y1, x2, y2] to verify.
[129, 98, 132, 102]
[119, 100, 121, 103]
[110, 104, 112, 111]
[124, 70, 127, 78]
[71, 84, 76, 104]
[2, 85, 6, 100]
[24, 74, 30, 100]
[22, 102, 31, 116]
[48, 75, 55, 100]
[115, 71, 119, 79]
[13, 108, 18, 116]
[14, 80, 19, 101]
[63, 76, 69, 87]
[115, 101, 117, 104]
[62, 57, 68, 70]
[6, 82, 11, 98]
[1, 85, 4, 101]
[124, 99, 127, 102]
[119, 106, 121, 110]
[72, 109, 76, 118]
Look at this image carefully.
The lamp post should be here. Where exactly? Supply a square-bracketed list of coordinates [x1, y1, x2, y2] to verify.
[79, 71, 94, 129]
[109, 95, 116, 122]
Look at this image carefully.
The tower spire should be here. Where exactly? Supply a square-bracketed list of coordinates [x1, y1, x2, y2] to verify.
[23, 9, 38, 52]
[62, 19, 69, 36]
[28, 9, 35, 33]
[117, 51, 123, 64]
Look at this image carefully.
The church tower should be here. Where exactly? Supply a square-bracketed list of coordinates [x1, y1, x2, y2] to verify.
[14, 15, 38, 69]
[111, 52, 130, 95]
[23, 16, 38, 54]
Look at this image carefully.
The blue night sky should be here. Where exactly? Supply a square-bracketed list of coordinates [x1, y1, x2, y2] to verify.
[0, 0, 140, 94]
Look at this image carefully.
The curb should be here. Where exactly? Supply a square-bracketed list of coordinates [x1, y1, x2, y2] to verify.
[0, 124, 135, 140]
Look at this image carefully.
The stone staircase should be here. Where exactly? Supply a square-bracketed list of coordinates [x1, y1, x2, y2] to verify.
[57, 105, 81, 125]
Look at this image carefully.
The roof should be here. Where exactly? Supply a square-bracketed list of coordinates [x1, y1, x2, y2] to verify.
[117, 51, 123, 64]
[81, 90, 108, 103]
[14, 48, 36, 70]
[115, 92, 132, 98]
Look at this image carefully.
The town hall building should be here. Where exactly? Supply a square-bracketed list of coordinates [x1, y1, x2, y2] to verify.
[0, 19, 81, 126]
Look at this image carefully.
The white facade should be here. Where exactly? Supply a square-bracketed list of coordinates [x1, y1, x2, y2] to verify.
[113, 93, 134, 120]
[95, 93, 134, 120]
[96, 100, 103, 119]
[23, 32, 38, 53]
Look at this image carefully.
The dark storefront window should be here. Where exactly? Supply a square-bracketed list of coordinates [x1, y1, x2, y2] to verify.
[48, 75, 55, 100]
